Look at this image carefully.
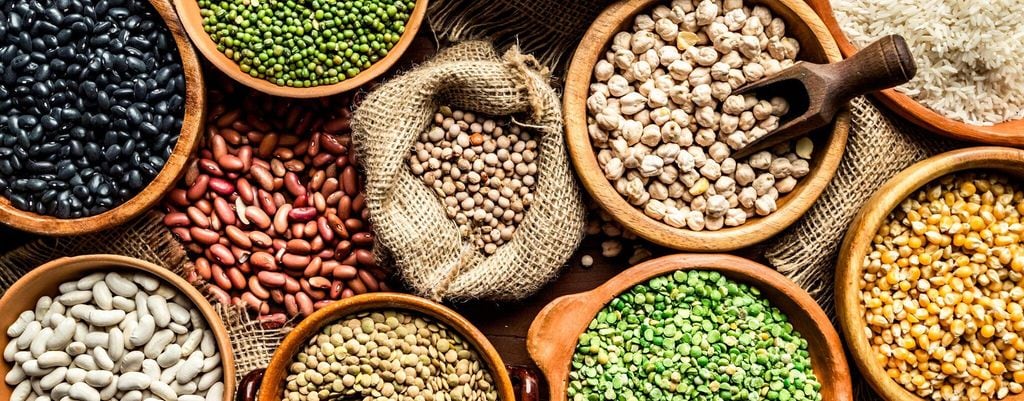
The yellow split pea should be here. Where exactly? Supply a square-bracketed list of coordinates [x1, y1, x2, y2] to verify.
[862, 173, 1024, 401]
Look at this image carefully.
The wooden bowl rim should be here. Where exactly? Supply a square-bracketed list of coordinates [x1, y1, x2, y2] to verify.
[836, 146, 1024, 401]
[564, 0, 850, 251]
[526, 253, 852, 401]
[0, 254, 237, 401]
[804, 0, 1024, 146]
[0, 0, 206, 236]
[172, 0, 428, 98]
[257, 292, 515, 401]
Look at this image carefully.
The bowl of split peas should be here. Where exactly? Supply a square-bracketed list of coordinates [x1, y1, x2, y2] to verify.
[240, 292, 517, 401]
[172, 0, 428, 97]
[527, 254, 852, 401]
[838, 146, 1024, 401]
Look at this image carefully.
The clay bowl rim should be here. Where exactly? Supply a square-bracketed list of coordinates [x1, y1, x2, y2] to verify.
[0, 254, 237, 401]
[563, 0, 850, 252]
[804, 0, 1024, 147]
[0, 0, 206, 236]
[526, 253, 853, 401]
[172, 0, 428, 98]
[836, 146, 1024, 401]
[257, 292, 515, 401]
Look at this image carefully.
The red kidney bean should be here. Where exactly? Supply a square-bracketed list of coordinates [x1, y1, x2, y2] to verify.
[163, 212, 190, 227]
[186, 206, 210, 228]
[194, 257, 212, 280]
[190, 227, 220, 245]
[162, 86, 380, 320]
[256, 271, 286, 287]
[332, 264, 357, 280]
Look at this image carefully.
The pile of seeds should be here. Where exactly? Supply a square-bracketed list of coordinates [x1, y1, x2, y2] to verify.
[0, 0, 186, 218]
[4, 271, 223, 401]
[588, 0, 814, 231]
[283, 310, 498, 401]
[163, 83, 384, 322]
[198, 0, 415, 87]
[863, 173, 1024, 401]
[408, 106, 539, 254]
[569, 270, 822, 401]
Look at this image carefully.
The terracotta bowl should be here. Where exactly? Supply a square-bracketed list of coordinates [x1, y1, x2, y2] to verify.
[837, 146, 1024, 401]
[805, 0, 1024, 147]
[0, 0, 205, 236]
[173, 0, 428, 98]
[243, 293, 517, 401]
[564, 0, 850, 251]
[527, 253, 852, 401]
[0, 254, 236, 400]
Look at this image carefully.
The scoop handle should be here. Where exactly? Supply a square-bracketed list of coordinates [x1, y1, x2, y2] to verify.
[826, 35, 916, 102]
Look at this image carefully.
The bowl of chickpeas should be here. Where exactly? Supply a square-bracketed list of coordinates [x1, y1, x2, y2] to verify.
[837, 146, 1024, 401]
[563, 0, 850, 251]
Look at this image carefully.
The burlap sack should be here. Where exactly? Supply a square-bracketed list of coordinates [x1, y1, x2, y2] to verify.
[0, 212, 285, 383]
[352, 41, 586, 302]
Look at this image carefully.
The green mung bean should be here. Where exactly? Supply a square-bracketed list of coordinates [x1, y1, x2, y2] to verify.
[198, 0, 415, 88]
[567, 270, 822, 401]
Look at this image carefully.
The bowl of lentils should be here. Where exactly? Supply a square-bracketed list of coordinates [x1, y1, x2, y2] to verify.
[244, 292, 516, 401]
[173, 0, 426, 97]
[838, 147, 1024, 401]
[527, 253, 852, 401]
[564, 0, 851, 251]
[0, 0, 205, 235]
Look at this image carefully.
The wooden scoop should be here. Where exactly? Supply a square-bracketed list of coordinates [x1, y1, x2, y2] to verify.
[730, 35, 916, 159]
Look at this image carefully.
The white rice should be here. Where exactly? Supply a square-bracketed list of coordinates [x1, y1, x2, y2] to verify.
[831, 0, 1024, 125]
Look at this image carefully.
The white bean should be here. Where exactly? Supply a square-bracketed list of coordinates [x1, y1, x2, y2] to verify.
[205, 382, 223, 401]
[7, 311, 33, 337]
[17, 321, 41, 348]
[118, 372, 153, 391]
[157, 344, 181, 368]
[150, 380, 178, 401]
[46, 318, 76, 350]
[10, 380, 31, 401]
[57, 291, 92, 306]
[105, 273, 139, 297]
[29, 327, 53, 356]
[37, 351, 72, 368]
[148, 295, 170, 328]
[5, 364, 25, 385]
[65, 367, 86, 384]
[84, 370, 112, 387]
[108, 328, 125, 361]
[92, 281, 113, 310]
[144, 329, 175, 359]
[76, 272, 105, 290]
[87, 309, 125, 327]
[39, 367, 67, 390]
[133, 273, 160, 292]
[121, 350, 146, 372]
[69, 382, 101, 401]
[92, 347, 114, 370]
[176, 351, 204, 384]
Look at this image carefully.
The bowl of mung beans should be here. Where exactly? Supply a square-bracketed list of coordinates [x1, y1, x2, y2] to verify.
[239, 292, 517, 401]
[527, 253, 852, 401]
[0, 0, 206, 235]
[838, 146, 1024, 401]
[173, 0, 427, 98]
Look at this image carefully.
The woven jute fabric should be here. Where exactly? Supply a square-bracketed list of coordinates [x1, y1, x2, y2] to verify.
[0, 212, 285, 383]
[352, 41, 586, 302]
[428, 0, 614, 71]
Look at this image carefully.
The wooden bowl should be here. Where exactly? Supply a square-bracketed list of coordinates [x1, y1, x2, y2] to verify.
[564, 0, 850, 251]
[173, 0, 427, 98]
[253, 293, 515, 401]
[0, 254, 236, 400]
[805, 0, 1024, 147]
[837, 146, 1024, 401]
[527, 253, 852, 401]
[0, 0, 205, 236]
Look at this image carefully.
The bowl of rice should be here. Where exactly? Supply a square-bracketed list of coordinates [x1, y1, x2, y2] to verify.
[806, 0, 1024, 146]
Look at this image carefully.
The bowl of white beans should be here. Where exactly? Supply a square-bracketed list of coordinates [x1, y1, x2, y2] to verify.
[0, 254, 235, 401]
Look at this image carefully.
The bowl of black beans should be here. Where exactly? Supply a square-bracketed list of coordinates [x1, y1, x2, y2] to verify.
[0, 0, 205, 235]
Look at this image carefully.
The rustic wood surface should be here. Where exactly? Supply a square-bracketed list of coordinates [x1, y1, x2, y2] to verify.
[562, 0, 850, 252]
[0, 254, 237, 401]
[804, 0, 1024, 147]
[837, 147, 1024, 401]
[0, 0, 207, 236]
[173, 0, 428, 98]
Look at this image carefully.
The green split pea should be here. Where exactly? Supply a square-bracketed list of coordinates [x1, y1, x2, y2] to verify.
[198, 0, 415, 88]
[568, 270, 823, 401]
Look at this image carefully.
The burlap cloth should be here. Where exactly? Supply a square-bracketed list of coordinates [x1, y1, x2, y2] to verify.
[352, 41, 586, 302]
[0, 212, 284, 384]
